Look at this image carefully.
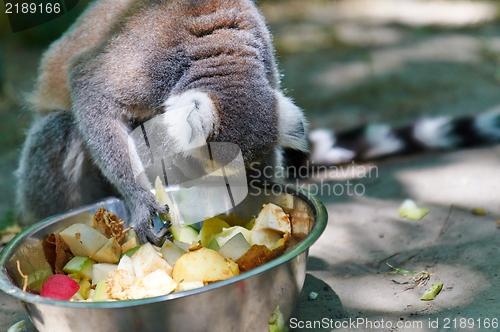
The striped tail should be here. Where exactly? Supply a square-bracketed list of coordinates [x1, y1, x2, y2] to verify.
[283, 107, 500, 168]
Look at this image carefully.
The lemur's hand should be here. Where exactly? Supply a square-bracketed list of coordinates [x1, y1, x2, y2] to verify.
[129, 189, 171, 246]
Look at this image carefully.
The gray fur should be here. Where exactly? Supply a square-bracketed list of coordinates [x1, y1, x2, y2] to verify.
[16, 0, 307, 245]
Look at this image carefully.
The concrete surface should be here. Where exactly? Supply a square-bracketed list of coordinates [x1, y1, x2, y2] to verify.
[2, 0, 500, 331]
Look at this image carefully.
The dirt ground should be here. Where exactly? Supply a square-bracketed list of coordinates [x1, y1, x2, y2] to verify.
[1, 1, 500, 331]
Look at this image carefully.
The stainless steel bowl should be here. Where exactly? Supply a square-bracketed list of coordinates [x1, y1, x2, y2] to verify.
[0, 183, 327, 332]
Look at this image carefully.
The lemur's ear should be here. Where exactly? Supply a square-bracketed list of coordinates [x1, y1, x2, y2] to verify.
[275, 91, 309, 152]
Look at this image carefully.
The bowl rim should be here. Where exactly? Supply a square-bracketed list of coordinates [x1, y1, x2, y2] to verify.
[0, 183, 327, 308]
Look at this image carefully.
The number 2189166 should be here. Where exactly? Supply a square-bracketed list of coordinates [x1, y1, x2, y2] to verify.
[5, 2, 61, 14]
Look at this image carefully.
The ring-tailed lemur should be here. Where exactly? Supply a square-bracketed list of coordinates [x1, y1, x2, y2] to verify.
[15, 0, 500, 245]
[15, 0, 308, 245]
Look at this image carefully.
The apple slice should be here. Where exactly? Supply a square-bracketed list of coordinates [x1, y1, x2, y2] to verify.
[73, 278, 91, 300]
[92, 237, 121, 264]
[253, 203, 291, 234]
[171, 225, 199, 244]
[26, 268, 53, 294]
[250, 228, 283, 248]
[121, 229, 140, 253]
[92, 280, 111, 301]
[199, 217, 230, 247]
[40, 274, 80, 300]
[63, 256, 96, 280]
[59, 223, 109, 257]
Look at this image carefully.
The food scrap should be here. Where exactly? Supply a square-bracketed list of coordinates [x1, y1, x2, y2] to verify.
[308, 291, 318, 300]
[471, 208, 486, 216]
[398, 199, 429, 221]
[7, 320, 28, 332]
[421, 282, 443, 301]
[269, 305, 289, 332]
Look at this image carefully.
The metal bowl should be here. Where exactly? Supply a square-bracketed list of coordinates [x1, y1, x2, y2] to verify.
[0, 183, 327, 332]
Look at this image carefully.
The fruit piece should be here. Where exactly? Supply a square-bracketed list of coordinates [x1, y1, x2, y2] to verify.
[121, 229, 140, 253]
[63, 256, 96, 280]
[160, 239, 187, 266]
[216, 214, 249, 227]
[250, 229, 283, 248]
[213, 226, 251, 247]
[173, 239, 191, 252]
[175, 281, 205, 292]
[131, 243, 173, 279]
[245, 217, 256, 230]
[135, 269, 177, 297]
[92, 280, 111, 301]
[218, 232, 251, 261]
[91, 237, 121, 263]
[171, 225, 199, 244]
[270, 232, 292, 257]
[253, 203, 291, 234]
[199, 217, 230, 247]
[398, 199, 429, 220]
[107, 269, 138, 300]
[421, 282, 443, 301]
[58, 223, 109, 257]
[122, 245, 140, 258]
[172, 247, 239, 283]
[269, 305, 288, 332]
[26, 268, 53, 294]
[6, 320, 27, 332]
[74, 278, 91, 300]
[92, 263, 118, 285]
[117, 254, 135, 275]
[40, 274, 80, 300]
[207, 238, 220, 251]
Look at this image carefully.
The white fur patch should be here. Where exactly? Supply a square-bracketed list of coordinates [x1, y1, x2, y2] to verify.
[309, 128, 355, 164]
[363, 124, 404, 158]
[474, 108, 500, 140]
[164, 90, 218, 154]
[62, 137, 84, 184]
[62, 136, 85, 205]
[127, 135, 146, 179]
[413, 117, 458, 148]
[275, 91, 309, 152]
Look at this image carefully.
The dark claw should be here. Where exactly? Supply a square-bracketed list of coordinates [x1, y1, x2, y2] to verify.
[146, 224, 172, 246]
[145, 209, 173, 246]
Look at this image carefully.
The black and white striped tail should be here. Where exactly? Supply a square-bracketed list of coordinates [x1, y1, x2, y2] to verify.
[284, 108, 500, 168]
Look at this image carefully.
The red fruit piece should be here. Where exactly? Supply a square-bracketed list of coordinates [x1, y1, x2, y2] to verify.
[40, 274, 80, 300]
